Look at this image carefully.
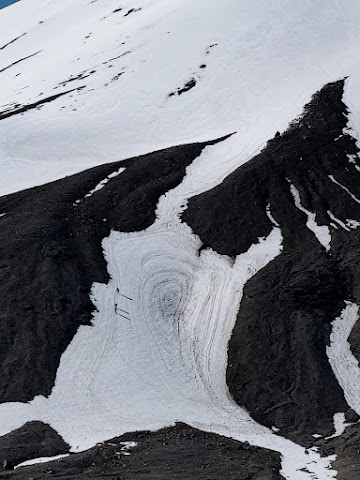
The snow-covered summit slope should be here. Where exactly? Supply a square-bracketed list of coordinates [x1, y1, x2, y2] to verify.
[1, 0, 360, 195]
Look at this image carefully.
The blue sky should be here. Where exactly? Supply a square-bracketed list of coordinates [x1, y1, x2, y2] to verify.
[0, 0, 18, 9]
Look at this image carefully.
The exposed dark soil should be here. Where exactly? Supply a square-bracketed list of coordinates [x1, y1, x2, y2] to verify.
[183, 79, 360, 444]
[0, 137, 225, 404]
[0, 424, 283, 480]
[0, 422, 69, 470]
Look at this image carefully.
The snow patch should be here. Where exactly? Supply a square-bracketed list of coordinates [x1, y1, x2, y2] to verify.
[119, 441, 138, 456]
[347, 153, 360, 172]
[2, 0, 360, 198]
[346, 219, 360, 229]
[0, 142, 337, 480]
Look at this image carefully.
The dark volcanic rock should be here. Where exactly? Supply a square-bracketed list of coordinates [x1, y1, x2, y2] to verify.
[0, 424, 283, 480]
[0, 138, 225, 403]
[0, 422, 69, 470]
[183, 79, 360, 443]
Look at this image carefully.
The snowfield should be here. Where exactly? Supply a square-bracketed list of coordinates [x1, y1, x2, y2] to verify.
[1, 0, 360, 479]
[327, 302, 360, 417]
[0, 0, 360, 195]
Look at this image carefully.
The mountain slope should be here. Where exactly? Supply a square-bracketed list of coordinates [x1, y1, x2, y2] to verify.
[0, 139, 221, 403]
[1, 1, 360, 480]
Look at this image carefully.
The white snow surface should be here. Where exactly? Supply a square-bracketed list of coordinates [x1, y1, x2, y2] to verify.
[118, 441, 138, 456]
[2, 0, 360, 478]
[326, 413, 349, 440]
[0, 144, 337, 479]
[1, 0, 360, 195]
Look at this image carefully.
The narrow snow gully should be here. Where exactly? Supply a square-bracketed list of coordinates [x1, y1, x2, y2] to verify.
[0, 140, 338, 480]
[14, 454, 70, 470]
